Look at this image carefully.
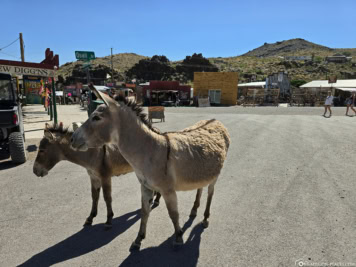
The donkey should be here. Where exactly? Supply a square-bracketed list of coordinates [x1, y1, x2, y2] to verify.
[71, 86, 230, 250]
[33, 122, 161, 228]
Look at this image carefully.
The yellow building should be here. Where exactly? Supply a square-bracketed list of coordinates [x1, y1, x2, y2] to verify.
[193, 72, 238, 105]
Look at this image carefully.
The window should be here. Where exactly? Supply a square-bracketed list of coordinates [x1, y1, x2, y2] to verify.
[209, 89, 221, 104]
[0, 79, 14, 101]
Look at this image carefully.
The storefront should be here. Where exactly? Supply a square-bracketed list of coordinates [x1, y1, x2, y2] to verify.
[0, 48, 59, 104]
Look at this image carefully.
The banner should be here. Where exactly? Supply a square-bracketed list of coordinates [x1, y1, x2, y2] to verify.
[24, 76, 42, 104]
[0, 64, 56, 77]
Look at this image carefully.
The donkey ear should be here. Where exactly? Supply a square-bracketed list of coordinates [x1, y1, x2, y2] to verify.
[89, 83, 117, 107]
[45, 123, 50, 130]
[44, 131, 55, 140]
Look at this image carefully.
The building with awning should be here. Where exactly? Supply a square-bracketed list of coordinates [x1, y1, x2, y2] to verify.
[300, 79, 356, 91]
[0, 48, 59, 104]
[300, 79, 356, 105]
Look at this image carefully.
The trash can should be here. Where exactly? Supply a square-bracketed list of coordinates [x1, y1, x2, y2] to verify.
[87, 99, 104, 117]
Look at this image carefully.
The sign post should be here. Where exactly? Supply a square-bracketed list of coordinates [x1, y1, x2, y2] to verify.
[75, 51, 95, 111]
[75, 51, 95, 85]
[52, 78, 57, 125]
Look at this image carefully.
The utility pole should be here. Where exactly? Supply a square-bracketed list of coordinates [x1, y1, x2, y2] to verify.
[111, 48, 114, 84]
[19, 33, 25, 62]
[52, 77, 57, 125]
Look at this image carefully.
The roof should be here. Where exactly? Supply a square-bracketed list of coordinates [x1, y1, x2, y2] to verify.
[238, 81, 266, 87]
[337, 88, 356, 92]
[300, 79, 356, 88]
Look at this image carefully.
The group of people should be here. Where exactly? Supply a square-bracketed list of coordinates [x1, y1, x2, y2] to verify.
[323, 91, 356, 117]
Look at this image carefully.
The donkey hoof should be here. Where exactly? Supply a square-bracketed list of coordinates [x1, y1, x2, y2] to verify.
[202, 220, 209, 228]
[189, 210, 197, 218]
[151, 202, 159, 209]
[130, 241, 141, 251]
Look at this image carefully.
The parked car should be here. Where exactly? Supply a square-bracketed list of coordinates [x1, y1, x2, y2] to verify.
[0, 73, 26, 163]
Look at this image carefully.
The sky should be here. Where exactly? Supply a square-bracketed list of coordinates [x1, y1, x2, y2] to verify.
[1, 0, 356, 66]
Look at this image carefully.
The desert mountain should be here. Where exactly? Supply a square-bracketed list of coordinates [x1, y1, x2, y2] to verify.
[242, 38, 333, 57]
[57, 39, 356, 85]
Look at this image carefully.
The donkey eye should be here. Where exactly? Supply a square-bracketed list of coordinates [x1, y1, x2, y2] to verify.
[92, 115, 101, 121]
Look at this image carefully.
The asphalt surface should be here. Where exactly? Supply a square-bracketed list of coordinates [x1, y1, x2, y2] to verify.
[1, 106, 356, 267]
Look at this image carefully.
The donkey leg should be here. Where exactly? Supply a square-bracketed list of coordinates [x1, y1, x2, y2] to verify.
[153, 192, 161, 206]
[162, 190, 183, 247]
[202, 183, 216, 228]
[84, 175, 101, 226]
[102, 178, 114, 229]
[130, 184, 154, 251]
[190, 188, 203, 218]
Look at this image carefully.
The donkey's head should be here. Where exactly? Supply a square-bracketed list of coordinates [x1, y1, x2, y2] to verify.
[71, 85, 120, 151]
[33, 123, 68, 177]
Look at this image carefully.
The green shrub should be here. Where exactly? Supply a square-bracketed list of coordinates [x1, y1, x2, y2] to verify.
[291, 79, 307, 88]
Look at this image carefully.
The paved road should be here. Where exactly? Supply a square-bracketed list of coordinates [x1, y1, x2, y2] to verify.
[1, 106, 356, 266]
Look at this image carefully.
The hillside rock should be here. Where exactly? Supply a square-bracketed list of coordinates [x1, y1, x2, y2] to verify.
[243, 38, 332, 57]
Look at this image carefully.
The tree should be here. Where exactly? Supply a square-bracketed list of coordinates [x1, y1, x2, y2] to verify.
[125, 55, 175, 82]
[291, 79, 307, 88]
[176, 53, 219, 81]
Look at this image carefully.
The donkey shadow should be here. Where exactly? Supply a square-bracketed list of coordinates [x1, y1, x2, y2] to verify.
[119, 217, 205, 267]
[18, 209, 141, 267]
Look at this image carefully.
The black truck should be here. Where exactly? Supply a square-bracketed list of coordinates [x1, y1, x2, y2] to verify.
[0, 73, 26, 163]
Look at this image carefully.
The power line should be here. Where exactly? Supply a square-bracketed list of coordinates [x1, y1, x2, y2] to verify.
[0, 50, 21, 59]
[0, 38, 19, 51]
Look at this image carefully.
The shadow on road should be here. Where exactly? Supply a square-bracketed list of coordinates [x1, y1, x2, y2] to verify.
[0, 160, 17, 170]
[119, 217, 204, 267]
[27, 144, 38, 153]
[18, 209, 141, 267]
[0, 156, 25, 170]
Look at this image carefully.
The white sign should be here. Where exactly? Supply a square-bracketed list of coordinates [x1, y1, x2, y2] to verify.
[0, 64, 56, 77]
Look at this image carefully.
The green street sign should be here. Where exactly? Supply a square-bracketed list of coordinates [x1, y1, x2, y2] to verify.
[75, 51, 95, 61]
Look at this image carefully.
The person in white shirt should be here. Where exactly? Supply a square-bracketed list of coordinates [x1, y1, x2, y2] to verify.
[323, 91, 333, 117]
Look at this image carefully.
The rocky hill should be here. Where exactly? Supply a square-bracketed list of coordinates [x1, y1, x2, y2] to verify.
[57, 53, 148, 81]
[210, 39, 356, 83]
[243, 38, 332, 57]
[57, 39, 356, 85]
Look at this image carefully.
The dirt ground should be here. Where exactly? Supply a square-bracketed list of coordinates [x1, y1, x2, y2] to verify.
[1, 104, 356, 266]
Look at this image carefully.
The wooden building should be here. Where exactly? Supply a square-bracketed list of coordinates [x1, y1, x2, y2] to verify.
[193, 72, 238, 106]
[266, 72, 290, 100]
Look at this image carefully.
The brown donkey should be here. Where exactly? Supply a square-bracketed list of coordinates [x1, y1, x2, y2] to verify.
[71, 86, 230, 250]
[33, 123, 161, 228]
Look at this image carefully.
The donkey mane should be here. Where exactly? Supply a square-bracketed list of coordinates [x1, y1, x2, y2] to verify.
[47, 123, 73, 136]
[114, 95, 161, 134]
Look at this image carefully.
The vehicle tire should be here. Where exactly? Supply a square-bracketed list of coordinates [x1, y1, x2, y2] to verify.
[9, 132, 27, 163]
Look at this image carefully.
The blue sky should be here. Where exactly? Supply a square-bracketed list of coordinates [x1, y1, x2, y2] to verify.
[1, 0, 355, 65]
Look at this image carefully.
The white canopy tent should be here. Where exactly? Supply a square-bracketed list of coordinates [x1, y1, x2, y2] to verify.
[336, 87, 356, 92]
[300, 79, 356, 89]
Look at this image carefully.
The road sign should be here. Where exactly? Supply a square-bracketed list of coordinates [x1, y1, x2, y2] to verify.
[75, 51, 95, 61]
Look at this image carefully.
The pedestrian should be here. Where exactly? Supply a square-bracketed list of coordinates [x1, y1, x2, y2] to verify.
[345, 92, 356, 116]
[323, 91, 333, 117]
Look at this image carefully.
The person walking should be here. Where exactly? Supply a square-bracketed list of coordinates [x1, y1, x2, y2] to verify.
[345, 92, 356, 116]
[323, 91, 333, 117]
